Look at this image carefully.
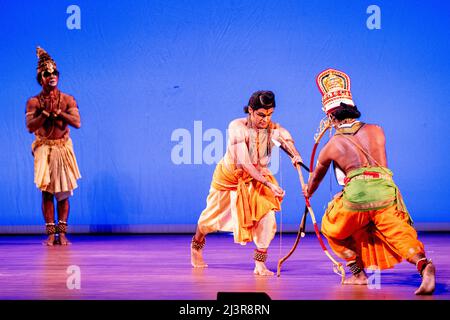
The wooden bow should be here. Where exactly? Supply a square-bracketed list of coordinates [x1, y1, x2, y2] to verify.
[277, 118, 345, 283]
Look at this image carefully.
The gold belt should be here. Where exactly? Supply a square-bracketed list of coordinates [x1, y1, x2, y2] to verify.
[35, 136, 69, 146]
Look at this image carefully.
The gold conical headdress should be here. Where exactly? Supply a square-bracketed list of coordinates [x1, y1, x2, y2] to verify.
[36, 46, 57, 75]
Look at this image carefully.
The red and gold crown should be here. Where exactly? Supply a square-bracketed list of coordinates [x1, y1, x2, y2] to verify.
[316, 68, 355, 114]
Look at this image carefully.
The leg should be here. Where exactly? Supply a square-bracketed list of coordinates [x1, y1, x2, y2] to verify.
[42, 192, 56, 246]
[371, 208, 435, 295]
[191, 226, 208, 268]
[342, 259, 368, 285]
[252, 211, 276, 276]
[321, 198, 370, 284]
[324, 233, 368, 285]
[323, 235, 368, 285]
[191, 187, 232, 268]
[56, 197, 71, 245]
[253, 248, 273, 276]
[410, 254, 435, 295]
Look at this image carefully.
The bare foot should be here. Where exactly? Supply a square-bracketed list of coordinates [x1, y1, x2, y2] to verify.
[254, 261, 274, 276]
[415, 263, 435, 295]
[343, 272, 368, 285]
[58, 234, 71, 246]
[43, 234, 55, 246]
[191, 247, 208, 268]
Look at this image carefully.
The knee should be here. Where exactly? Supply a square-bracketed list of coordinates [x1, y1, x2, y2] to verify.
[42, 192, 54, 201]
[253, 212, 276, 248]
[321, 224, 332, 239]
[321, 221, 347, 241]
[197, 223, 209, 236]
[57, 198, 69, 205]
[263, 211, 277, 237]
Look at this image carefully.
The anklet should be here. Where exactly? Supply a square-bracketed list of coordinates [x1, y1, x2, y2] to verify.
[57, 220, 68, 234]
[45, 223, 56, 235]
[416, 258, 432, 277]
[191, 236, 205, 250]
[346, 260, 363, 275]
[253, 249, 267, 263]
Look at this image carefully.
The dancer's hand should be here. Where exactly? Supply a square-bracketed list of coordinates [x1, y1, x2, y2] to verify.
[268, 182, 285, 198]
[302, 185, 310, 198]
[291, 154, 303, 167]
[51, 109, 61, 119]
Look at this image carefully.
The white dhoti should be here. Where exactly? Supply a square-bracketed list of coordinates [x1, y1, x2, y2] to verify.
[198, 186, 277, 249]
[32, 136, 81, 200]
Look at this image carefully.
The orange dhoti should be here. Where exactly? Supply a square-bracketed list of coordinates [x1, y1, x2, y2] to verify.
[197, 159, 282, 248]
[321, 194, 425, 270]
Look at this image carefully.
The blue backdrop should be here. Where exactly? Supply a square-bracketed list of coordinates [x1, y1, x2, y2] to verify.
[1, 0, 449, 232]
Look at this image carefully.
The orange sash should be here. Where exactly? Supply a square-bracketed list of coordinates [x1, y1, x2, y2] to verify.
[211, 159, 281, 243]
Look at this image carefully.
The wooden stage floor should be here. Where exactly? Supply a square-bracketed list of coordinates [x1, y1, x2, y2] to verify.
[0, 233, 449, 300]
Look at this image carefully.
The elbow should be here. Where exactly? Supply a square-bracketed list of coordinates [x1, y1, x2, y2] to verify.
[74, 122, 81, 129]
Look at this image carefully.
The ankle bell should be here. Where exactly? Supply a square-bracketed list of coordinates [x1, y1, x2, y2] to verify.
[346, 260, 363, 275]
[416, 258, 432, 277]
[45, 223, 56, 235]
[191, 236, 205, 251]
[56, 220, 68, 234]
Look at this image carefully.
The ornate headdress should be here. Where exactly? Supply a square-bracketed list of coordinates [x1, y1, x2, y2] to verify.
[36, 46, 57, 75]
[316, 68, 355, 114]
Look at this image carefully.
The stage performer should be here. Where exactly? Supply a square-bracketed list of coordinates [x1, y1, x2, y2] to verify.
[191, 90, 303, 276]
[303, 68, 435, 294]
[25, 47, 82, 246]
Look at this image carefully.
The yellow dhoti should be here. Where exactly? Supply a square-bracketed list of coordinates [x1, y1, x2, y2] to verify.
[197, 159, 281, 247]
[32, 135, 81, 200]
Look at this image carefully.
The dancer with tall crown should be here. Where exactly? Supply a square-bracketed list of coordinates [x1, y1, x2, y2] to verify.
[303, 68, 435, 294]
[25, 47, 82, 246]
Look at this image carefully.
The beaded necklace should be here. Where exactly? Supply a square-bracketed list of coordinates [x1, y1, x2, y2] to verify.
[37, 89, 61, 138]
[247, 115, 273, 166]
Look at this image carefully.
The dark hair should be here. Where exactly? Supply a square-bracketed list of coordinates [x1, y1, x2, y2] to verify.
[244, 90, 276, 113]
[36, 73, 43, 85]
[330, 103, 361, 120]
